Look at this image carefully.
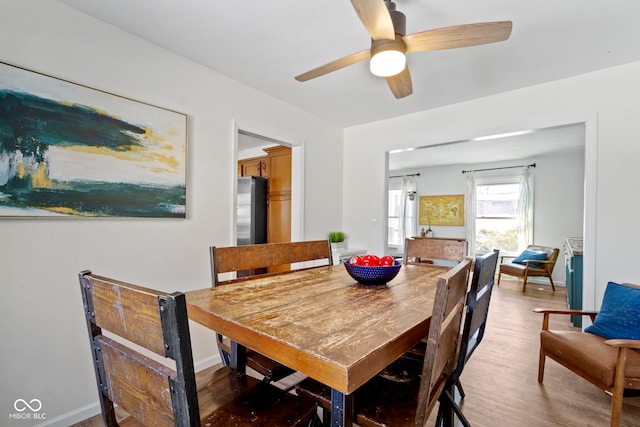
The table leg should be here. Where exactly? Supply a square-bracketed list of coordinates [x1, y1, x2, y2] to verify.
[229, 341, 247, 373]
[330, 388, 353, 427]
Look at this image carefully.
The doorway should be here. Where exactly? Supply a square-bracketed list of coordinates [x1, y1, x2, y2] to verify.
[386, 119, 596, 311]
[236, 128, 303, 244]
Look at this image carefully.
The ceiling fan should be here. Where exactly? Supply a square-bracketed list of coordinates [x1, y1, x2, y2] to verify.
[295, 0, 512, 99]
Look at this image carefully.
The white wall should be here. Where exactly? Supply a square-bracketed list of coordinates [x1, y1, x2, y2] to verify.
[391, 149, 585, 285]
[0, 1, 343, 424]
[344, 60, 640, 320]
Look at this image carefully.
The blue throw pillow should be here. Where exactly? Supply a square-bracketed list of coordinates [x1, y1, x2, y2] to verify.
[585, 282, 640, 340]
[512, 249, 548, 267]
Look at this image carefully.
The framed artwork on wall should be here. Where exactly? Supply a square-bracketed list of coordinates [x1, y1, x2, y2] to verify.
[0, 61, 187, 218]
[419, 194, 464, 226]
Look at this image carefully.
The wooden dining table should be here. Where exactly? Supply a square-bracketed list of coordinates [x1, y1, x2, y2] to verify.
[186, 263, 448, 427]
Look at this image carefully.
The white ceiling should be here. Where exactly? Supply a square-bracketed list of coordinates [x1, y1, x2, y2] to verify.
[58, 0, 640, 128]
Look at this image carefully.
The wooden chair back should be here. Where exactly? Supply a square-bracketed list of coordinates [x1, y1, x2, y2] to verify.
[465, 249, 500, 362]
[211, 240, 333, 285]
[79, 271, 198, 426]
[415, 259, 471, 425]
[403, 237, 467, 265]
[434, 250, 500, 426]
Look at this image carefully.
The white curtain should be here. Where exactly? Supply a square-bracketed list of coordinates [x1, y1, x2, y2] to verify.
[464, 173, 476, 258]
[388, 176, 417, 253]
[398, 177, 408, 249]
[516, 167, 534, 250]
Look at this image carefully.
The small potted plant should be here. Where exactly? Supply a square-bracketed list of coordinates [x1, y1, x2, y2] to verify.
[425, 211, 433, 238]
[329, 231, 346, 250]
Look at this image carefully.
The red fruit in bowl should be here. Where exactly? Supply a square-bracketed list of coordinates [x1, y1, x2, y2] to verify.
[380, 256, 395, 267]
[349, 255, 363, 265]
[361, 254, 381, 266]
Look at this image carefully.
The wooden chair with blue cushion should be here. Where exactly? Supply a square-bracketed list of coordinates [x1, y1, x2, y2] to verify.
[79, 270, 318, 427]
[535, 281, 640, 427]
[498, 244, 559, 291]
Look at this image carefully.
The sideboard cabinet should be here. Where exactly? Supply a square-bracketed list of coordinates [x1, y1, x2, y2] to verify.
[565, 237, 583, 327]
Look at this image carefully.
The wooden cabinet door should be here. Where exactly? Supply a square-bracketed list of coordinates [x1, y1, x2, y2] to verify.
[264, 145, 292, 251]
[238, 156, 268, 177]
[267, 196, 291, 243]
[265, 147, 291, 196]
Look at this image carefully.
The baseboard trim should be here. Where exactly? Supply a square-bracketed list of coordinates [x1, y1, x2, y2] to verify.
[36, 402, 101, 427]
[194, 354, 221, 372]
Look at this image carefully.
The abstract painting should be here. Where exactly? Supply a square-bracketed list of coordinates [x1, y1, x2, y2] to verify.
[419, 194, 464, 226]
[0, 62, 187, 218]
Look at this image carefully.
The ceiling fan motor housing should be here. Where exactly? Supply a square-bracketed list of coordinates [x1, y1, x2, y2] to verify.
[386, 1, 406, 36]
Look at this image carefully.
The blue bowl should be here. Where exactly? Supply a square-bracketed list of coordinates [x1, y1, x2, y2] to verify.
[344, 261, 402, 285]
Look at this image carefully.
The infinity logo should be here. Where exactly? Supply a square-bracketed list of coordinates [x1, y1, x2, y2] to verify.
[14, 399, 42, 412]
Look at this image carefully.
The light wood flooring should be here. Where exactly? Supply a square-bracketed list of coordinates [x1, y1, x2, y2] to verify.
[430, 279, 640, 427]
[74, 279, 640, 427]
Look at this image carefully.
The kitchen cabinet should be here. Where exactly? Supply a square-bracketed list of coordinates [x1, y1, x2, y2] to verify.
[565, 237, 583, 327]
[264, 145, 291, 243]
[238, 155, 268, 178]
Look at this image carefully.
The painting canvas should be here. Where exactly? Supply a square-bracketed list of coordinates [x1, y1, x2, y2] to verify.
[420, 194, 464, 226]
[0, 62, 187, 218]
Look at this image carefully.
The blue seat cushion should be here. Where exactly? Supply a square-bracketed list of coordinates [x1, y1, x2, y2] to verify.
[585, 282, 640, 340]
[512, 250, 548, 267]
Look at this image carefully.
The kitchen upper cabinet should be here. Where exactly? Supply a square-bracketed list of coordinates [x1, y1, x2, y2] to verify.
[238, 155, 268, 178]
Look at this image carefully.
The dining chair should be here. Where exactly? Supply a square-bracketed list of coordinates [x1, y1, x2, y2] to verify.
[403, 237, 467, 266]
[296, 259, 472, 426]
[497, 244, 559, 291]
[535, 281, 640, 427]
[210, 240, 333, 384]
[354, 258, 472, 427]
[434, 249, 500, 427]
[78, 270, 318, 427]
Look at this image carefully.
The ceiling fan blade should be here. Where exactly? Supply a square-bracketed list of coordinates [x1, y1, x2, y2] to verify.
[295, 49, 370, 82]
[386, 66, 412, 99]
[403, 21, 512, 53]
[350, 0, 395, 40]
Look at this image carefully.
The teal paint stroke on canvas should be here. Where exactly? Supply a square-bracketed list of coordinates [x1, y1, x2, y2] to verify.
[0, 62, 187, 218]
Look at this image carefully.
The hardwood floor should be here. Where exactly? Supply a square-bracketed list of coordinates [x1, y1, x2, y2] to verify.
[74, 279, 640, 426]
[428, 279, 640, 427]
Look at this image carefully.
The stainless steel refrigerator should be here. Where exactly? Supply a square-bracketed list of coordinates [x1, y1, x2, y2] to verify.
[236, 176, 267, 246]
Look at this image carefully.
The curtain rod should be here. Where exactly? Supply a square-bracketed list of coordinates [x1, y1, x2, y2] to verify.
[389, 172, 421, 178]
[461, 163, 536, 174]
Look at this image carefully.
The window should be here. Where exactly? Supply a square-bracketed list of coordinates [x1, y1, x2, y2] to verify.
[475, 181, 521, 253]
[387, 177, 417, 252]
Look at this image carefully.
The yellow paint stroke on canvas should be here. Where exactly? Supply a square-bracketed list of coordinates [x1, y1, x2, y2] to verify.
[62, 144, 178, 169]
[46, 206, 87, 216]
[31, 162, 52, 188]
[15, 162, 53, 188]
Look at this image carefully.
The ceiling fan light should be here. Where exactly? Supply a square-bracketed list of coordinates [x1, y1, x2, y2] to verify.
[370, 50, 406, 77]
[370, 39, 407, 77]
